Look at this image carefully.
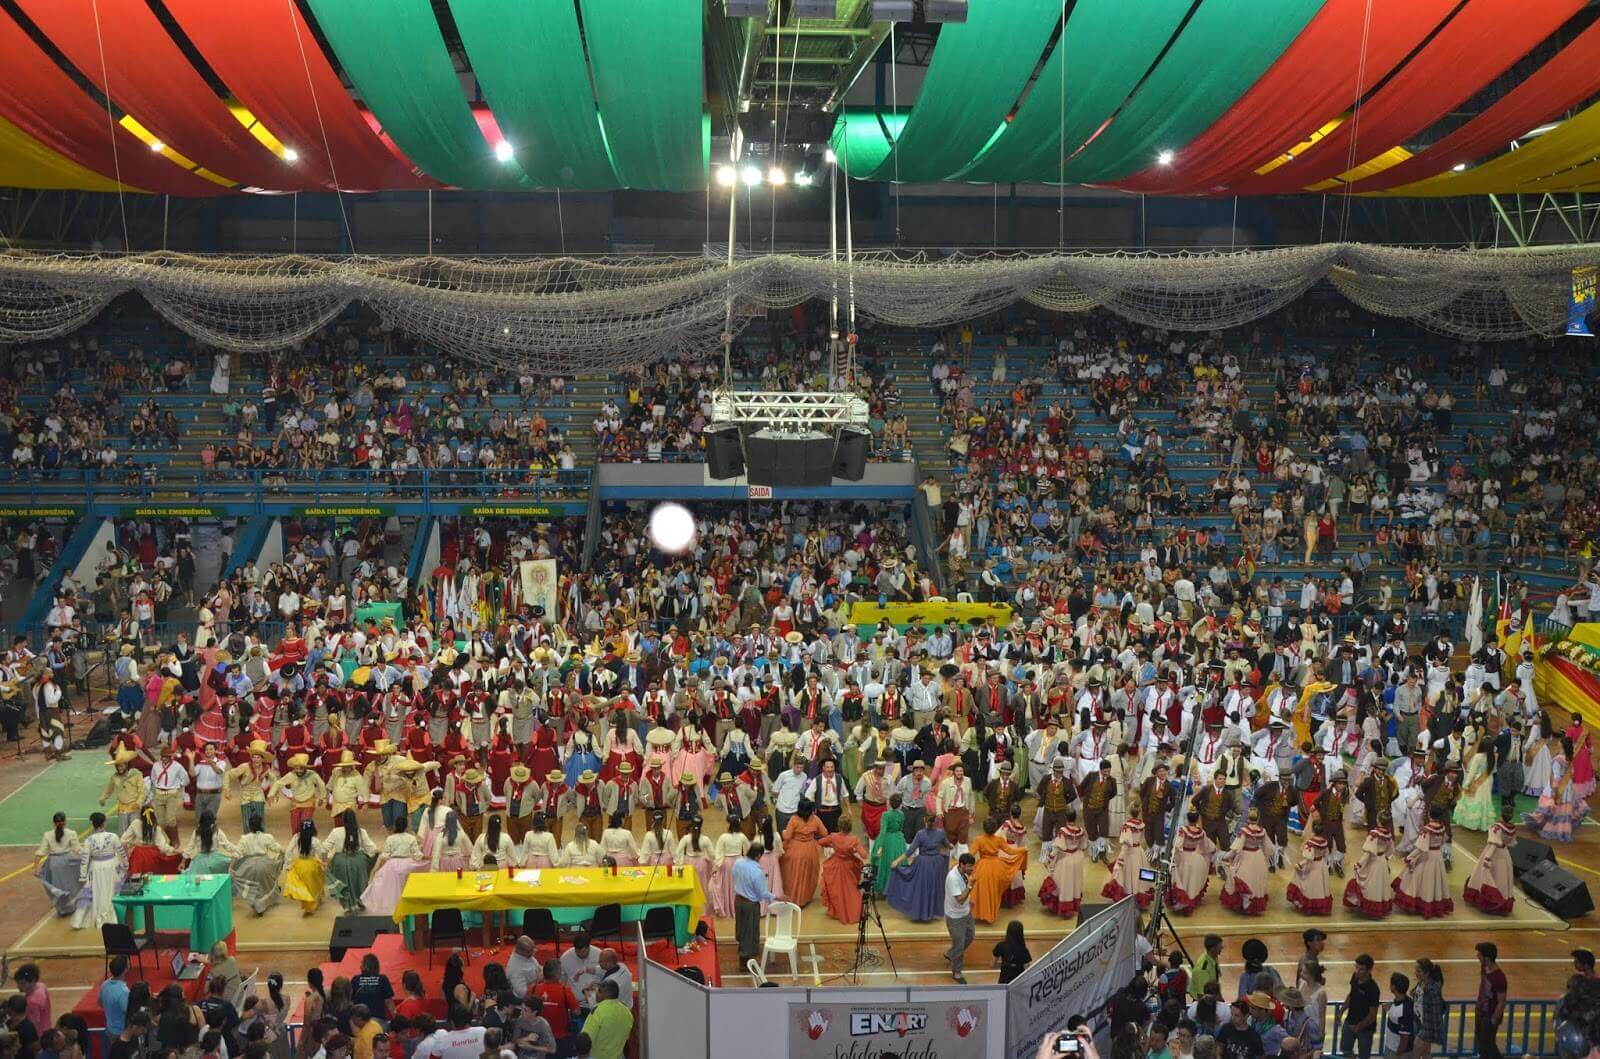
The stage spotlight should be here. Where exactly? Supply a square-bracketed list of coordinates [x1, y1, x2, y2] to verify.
[742, 165, 762, 186]
[824, 148, 837, 164]
[794, 171, 814, 187]
[768, 166, 787, 186]
[150, 141, 165, 153]
[1157, 150, 1174, 166]
[283, 148, 299, 164]
[494, 140, 515, 163]
[648, 502, 697, 554]
[716, 165, 737, 186]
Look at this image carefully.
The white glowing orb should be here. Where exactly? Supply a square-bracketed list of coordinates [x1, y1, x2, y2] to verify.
[647, 503, 697, 554]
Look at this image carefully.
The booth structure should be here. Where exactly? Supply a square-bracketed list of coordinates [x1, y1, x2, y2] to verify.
[639, 899, 1141, 1059]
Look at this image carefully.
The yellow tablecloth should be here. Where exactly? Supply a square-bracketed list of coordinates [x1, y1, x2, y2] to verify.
[391, 867, 705, 927]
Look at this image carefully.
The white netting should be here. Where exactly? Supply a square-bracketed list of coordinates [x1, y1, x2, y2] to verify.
[0, 243, 1593, 372]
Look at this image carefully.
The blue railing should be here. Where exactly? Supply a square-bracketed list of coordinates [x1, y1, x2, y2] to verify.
[1322, 997, 1559, 1058]
[0, 466, 591, 505]
[1, 619, 292, 652]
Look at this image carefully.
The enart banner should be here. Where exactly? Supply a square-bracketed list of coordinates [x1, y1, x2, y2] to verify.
[1006, 899, 1141, 1058]
[1570, 264, 1596, 336]
[789, 1000, 989, 1059]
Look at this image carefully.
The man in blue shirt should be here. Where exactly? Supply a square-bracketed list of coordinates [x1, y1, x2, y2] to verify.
[99, 957, 130, 1039]
[732, 844, 777, 967]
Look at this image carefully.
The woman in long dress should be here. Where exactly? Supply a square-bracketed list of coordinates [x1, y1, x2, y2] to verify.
[1566, 719, 1595, 801]
[71, 813, 125, 930]
[1038, 812, 1086, 918]
[122, 808, 180, 876]
[818, 816, 867, 925]
[230, 818, 285, 915]
[1285, 811, 1332, 915]
[430, 811, 474, 871]
[1394, 809, 1454, 918]
[1526, 737, 1587, 841]
[779, 802, 828, 907]
[471, 814, 520, 869]
[563, 826, 603, 867]
[322, 809, 378, 913]
[1101, 802, 1153, 908]
[280, 822, 326, 915]
[998, 805, 1029, 908]
[1464, 801, 1517, 915]
[521, 814, 561, 868]
[674, 818, 716, 886]
[637, 813, 675, 867]
[181, 812, 237, 876]
[598, 812, 641, 868]
[757, 819, 786, 909]
[1220, 810, 1274, 915]
[1523, 727, 1554, 797]
[35, 813, 82, 917]
[416, 790, 451, 862]
[1343, 813, 1395, 919]
[886, 821, 950, 922]
[868, 796, 908, 896]
[968, 817, 1028, 923]
[1167, 811, 1215, 915]
[707, 820, 750, 919]
[361, 816, 427, 915]
[1452, 737, 1496, 832]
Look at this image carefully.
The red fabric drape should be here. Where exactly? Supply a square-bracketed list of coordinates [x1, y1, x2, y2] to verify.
[1228, 0, 1585, 195]
[18, 0, 304, 190]
[162, 0, 434, 192]
[0, 11, 222, 195]
[1349, 17, 1600, 191]
[1109, 0, 1456, 196]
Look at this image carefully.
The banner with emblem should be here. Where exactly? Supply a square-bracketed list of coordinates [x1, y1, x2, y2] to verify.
[519, 559, 559, 619]
[789, 1000, 990, 1059]
[847, 600, 1012, 633]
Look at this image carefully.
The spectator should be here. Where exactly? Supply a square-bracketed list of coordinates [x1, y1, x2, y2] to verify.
[559, 935, 601, 1011]
[98, 958, 130, 1041]
[505, 938, 541, 1000]
[593, 951, 632, 1012]
[1339, 955, 1380, 1059]
[1381, 973, 1414, 1059]
[415, 1007, 485, 1059]
[11, 967, 48, 1034]
[529, 963, 577, 1048]
[1476, 941, 1508, 1059]
[352, 955, 397, 1021]
[578, 982, 631, 1059]
[1215, 1001, 1264, 1059]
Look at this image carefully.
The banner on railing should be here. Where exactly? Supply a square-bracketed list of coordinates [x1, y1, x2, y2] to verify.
[120, 505, 221, 518]
[0, 506, 81, 518]
[294, 505, 394, 518]
[1570, 265, 1596, 337]
[789, 1000, 990, 1059]
[848, 600, 1013, 632]
[466, 504, 566, 517]
[1006, 899, 1141, 1058]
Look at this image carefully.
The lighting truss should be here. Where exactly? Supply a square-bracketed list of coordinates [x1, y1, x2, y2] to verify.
[710, 389, 870, 430]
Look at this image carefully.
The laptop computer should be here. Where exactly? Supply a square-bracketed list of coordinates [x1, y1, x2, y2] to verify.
[170, 952, 205, 981]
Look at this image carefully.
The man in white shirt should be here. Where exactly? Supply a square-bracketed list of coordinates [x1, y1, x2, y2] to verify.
[595, 948, 633, 1010]
[936, 763, 974, 845]
[559, 933, 602, 1009]
[150, 745, 190, 843]
[771, 758, 810, 833]
[943, 853, 976, 984]
[805, 759, 850, 833]
[192, 744, 227, 823]
[415, 1007, 487, 1059]
[505, 936, 541, 998]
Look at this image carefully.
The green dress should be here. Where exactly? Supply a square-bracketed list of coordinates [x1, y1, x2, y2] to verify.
[869, 809, 908, 895]
[186, 851, 231, 876]
[327, 850, 374, 912]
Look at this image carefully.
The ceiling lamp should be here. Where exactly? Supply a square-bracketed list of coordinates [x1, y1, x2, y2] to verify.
[716, 165, 737, 186]
[494, 140, 515, 163]
[768, 166, 787, 185]
[742, 165, 762, 186]
[1157, 150, 1174, 166]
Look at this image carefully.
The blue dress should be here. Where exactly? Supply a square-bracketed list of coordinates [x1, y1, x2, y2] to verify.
[885, 827, 950, 922]
[563, 746, 601, 788]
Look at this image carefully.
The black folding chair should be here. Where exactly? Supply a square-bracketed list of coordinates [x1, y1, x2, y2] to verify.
[428, 909, 470, 967]
[521, 908, 561, 950]
[639, 907, 679, 965]
[101, 923, 155, 980]
[585, 902, 626, 957]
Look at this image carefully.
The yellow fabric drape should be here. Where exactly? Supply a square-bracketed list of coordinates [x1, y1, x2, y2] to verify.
[1293, 681, 1337, 749]
[1380, 99, 1600, 196]
[1305, 146, 1414, 191]
[0, 114, 142, 192]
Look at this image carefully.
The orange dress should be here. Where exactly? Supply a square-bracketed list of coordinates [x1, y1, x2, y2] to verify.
[968, 833, 1028, 923]
[819, 833, 866, 925]
[780, 815, 828, 907]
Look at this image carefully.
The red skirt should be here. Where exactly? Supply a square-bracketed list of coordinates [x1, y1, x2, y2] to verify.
[128, 844, 182, 877]
[1463, 882, 1514, 916]
[1166, 879, 1209, 915]
[1038, 877, 1080, 918]
[1342, 880, 1392, 918]
[1100, 879, 1152, 908]
[1220, 882, 1268, 915]
[860, 802, 886, 839]
[1392, 879, 1455, 919]
[1286, 883, 1332, 916]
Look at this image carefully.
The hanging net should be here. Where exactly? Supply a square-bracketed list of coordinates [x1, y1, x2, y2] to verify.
[0, 243, 1592, 373]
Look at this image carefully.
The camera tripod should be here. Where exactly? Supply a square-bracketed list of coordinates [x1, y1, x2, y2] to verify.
[844, 885, 899, 983]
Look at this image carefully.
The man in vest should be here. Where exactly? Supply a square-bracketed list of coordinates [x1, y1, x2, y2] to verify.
[1037, 759, 1077, 856]
[150, 743, 190, 844]
[1311, 770, 1351, 874]
[504, 763, 543, 844]
[984, 760, 1024, 822]
[806, 759, 851, 834]
[895, 761, 933, 842]
[1079, 760, 1116, 863]
[733, 761, 770, 840]
[937, 762, 974, 845]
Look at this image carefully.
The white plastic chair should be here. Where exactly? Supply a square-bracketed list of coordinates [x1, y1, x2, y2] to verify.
[760, 901, 802, 978]
[231, 969, 259, 1012]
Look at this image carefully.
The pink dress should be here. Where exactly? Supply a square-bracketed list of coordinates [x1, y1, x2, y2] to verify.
[360, 836, 427, 915]
[1101, 820, 1153, 908]
[708, 857, 737, 919]
[1167, 825, 1214, 914]
[1565, 726, 1595, 800]
[758, 847, 786, 912]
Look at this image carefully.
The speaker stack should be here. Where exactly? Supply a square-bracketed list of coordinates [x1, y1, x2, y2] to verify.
[1511, 837, 1593, 918]
[706, 425, 871, 486]
[329, 914, 399, 959]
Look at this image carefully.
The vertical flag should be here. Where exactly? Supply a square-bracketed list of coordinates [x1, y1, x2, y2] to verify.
[1569, 265, 1596, 336]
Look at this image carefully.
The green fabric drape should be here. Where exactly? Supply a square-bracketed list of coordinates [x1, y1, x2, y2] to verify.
[1062, 0, 1327, 183]
[448, 0, 620, 188]
[578, 0, 706, 191]
[305, 0, 528, 189]
[831, 0, 1063, 182]
[955, 0, 1193, 183]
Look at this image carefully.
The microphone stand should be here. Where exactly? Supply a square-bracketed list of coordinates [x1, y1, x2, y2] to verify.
[1142, 677, 1213, 969]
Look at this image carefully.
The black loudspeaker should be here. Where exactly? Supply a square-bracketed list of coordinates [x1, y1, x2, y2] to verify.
[1076, 902, 1111, 926]
[330, 914, 399, 959]
[1511, 838, 1556, 878]
[832, 427, 870, 481]
[1523, 861, 1595, 919]
[705, 424, 744, 480]
[745, 430, 833, 487]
